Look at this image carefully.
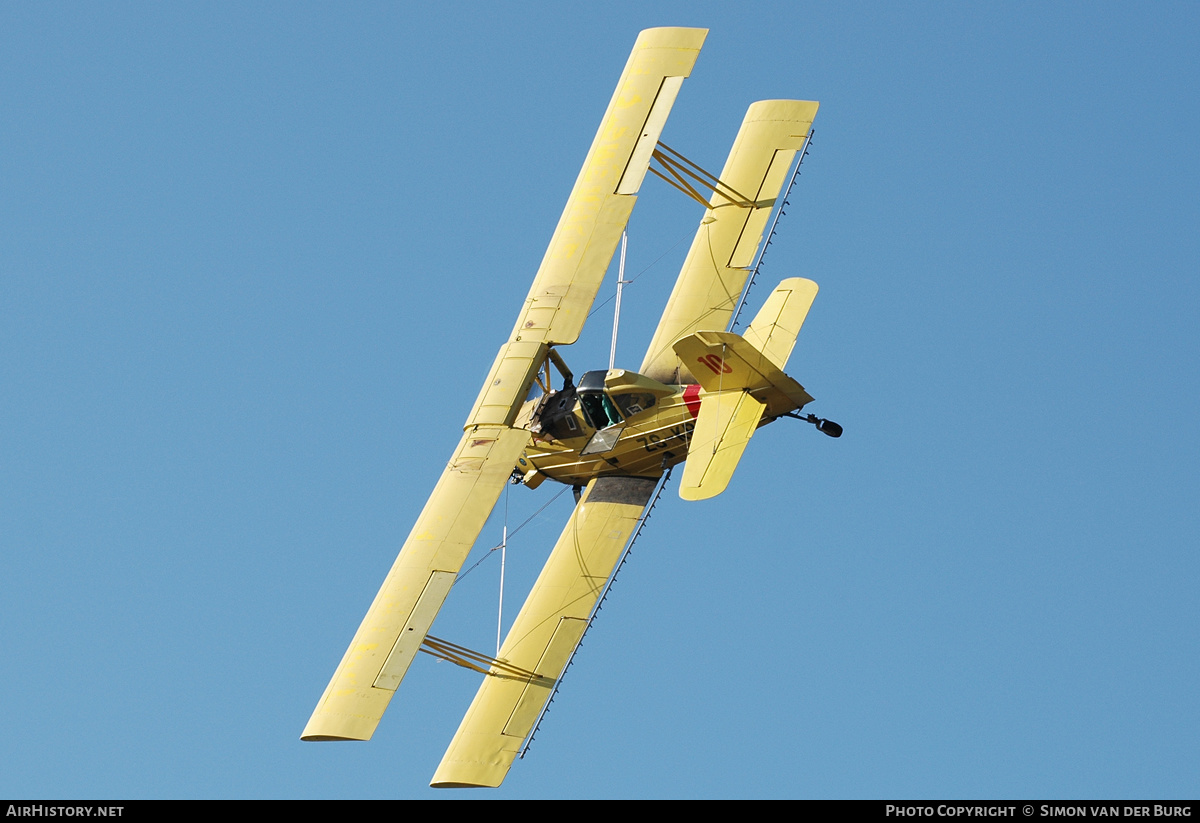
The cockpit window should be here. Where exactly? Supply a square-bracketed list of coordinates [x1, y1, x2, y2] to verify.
[612, 392, 655, 418]
[579, 391, 623, 429]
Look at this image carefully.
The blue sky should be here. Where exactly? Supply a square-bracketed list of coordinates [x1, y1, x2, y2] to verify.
[3, 1, 1198, 799]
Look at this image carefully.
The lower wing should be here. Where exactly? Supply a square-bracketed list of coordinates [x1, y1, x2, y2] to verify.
[429, 475, 660, 788]
[302, 426, 530, 741]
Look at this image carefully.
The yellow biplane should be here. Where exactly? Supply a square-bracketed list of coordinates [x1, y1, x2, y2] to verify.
[302, 26, 840, 788]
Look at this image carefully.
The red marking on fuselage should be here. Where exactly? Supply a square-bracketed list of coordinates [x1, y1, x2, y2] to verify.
[683, 383, 702, 418]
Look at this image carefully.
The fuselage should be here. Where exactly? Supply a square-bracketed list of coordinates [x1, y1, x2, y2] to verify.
[514, 368, 716, 487]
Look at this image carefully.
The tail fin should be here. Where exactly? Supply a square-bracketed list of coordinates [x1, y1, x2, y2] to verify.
[672, 278, 818, 500]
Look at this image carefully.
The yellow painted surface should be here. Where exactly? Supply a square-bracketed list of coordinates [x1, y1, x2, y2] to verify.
[301, 427, 529, 741]
[679, 389, 766, 500]
[304, 27, 706, 745]
[510, 27, 705, 348]
[673, 330, 814, 418]
[305, 28, 836, 784]
[743, 277, 818, 371]
[641, 100, 819, 383]
[430, 477, 656, 788]
[521, 386, 696, 485]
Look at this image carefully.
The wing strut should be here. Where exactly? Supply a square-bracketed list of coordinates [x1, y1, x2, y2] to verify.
[420, 635, 542, 681]
[649, 142, 758, 209]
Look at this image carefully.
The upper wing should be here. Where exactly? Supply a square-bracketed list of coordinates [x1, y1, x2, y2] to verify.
[302, 27, 705, 743]
[429, 476, 660, 788]
[511, 26, 707, 348]
[640, 100, 818, 384]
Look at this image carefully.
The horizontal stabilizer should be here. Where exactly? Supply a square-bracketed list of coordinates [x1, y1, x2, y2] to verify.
[679, 389, 765, 500]
[673, 298, 819, 500]
[671, 330, 813, 419]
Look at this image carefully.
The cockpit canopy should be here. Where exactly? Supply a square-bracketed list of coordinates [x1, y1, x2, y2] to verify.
[576, 369, 670, 429]
[577, 370, 622, 428]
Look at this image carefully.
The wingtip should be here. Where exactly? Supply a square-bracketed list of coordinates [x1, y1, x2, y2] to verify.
[679, 482, 725, 502]
[634, 26, 709, 50]
[429, 780, 497, 790]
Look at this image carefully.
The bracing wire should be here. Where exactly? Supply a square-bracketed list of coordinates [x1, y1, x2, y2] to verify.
[453, 484, 571, 586]
[587, 223, 696, 320]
